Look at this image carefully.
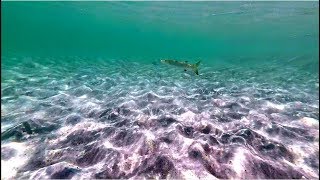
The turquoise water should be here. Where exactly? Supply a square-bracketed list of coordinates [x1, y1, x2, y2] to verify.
[1, 2, 319, 179]
[2, 2, 319, 68]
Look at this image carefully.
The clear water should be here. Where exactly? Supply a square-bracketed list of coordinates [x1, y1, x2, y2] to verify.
[1, 2, 319, 179]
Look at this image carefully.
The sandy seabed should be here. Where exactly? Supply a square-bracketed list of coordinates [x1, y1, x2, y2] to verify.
[1, 58, 319, 179]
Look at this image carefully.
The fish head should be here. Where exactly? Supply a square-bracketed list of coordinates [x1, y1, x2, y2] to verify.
[161, 60, 169, 64]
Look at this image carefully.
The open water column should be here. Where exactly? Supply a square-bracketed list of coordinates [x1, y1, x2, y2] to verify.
[1, 2, 319, 179]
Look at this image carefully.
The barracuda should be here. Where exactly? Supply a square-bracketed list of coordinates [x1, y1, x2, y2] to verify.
[161, 59, 201, 75]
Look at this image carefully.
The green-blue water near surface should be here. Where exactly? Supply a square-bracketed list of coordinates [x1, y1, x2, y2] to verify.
[1, 2, 319, 179]
[2, 2, 319, 68]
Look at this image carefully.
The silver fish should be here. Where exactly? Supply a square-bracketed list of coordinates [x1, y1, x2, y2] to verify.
[161, 59, 201, 75]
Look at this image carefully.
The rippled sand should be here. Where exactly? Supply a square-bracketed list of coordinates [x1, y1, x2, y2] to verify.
[1, 58, 319, 179]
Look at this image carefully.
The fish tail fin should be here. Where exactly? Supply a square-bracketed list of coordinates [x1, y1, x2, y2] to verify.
[195, 60, 201, 67]
[193, 61, 201, 75]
